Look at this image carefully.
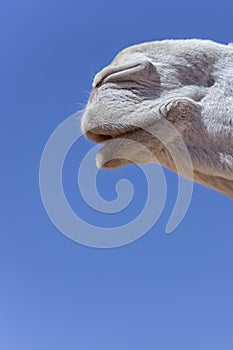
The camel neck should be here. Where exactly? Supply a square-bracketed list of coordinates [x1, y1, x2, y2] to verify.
[160, 145, 233, 199]
[194, 171, 233, 200]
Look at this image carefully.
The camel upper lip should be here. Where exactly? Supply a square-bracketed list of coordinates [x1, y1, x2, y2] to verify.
[84, 126, 142, 143]
[84, 130, 113, 143]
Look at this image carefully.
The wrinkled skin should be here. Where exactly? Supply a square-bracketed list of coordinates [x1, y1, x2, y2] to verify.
[82, 39, 233, 199]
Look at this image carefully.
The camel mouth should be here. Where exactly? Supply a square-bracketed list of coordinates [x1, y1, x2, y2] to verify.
[84, 130, 113, 143]
[84, 126, 142, 143]
[84, 126, 147, 169]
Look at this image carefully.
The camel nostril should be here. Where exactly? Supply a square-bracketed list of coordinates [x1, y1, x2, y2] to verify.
[93, 63, 143, 88]
[94, 79, 104, 88]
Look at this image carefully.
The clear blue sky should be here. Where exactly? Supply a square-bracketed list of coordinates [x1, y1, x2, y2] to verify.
[1, 0, 233, 349]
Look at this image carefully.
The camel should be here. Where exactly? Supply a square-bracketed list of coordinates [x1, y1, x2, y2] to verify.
[81, 39, 233, 200]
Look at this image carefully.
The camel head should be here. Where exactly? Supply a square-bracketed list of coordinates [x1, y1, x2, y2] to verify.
[81, 39, 233, 199]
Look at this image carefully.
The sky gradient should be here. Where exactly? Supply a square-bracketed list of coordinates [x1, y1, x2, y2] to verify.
[1, 1, 233, 349]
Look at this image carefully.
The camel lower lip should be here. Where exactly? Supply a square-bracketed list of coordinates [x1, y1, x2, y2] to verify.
[95, 137, 134, 169]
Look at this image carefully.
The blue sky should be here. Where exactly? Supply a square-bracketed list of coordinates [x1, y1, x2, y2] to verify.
[1, 0, 233, 349]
